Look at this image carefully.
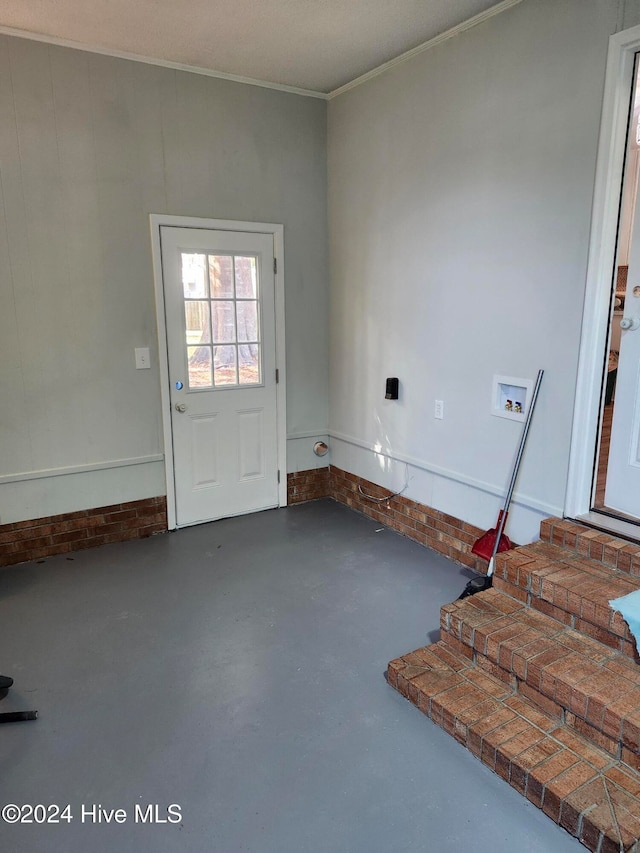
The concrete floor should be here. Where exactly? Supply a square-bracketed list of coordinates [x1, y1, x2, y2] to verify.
[0, 499, 583, 852]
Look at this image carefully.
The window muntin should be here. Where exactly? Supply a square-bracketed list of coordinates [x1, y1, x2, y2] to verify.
[181, 253, 261, 389]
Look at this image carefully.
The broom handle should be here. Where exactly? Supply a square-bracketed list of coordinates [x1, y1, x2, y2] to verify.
[489, 369, 544, 567]
[503, 369, 544, 512]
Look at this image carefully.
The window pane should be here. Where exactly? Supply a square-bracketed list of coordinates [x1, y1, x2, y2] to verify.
[214, 346, 237, 385]
[182, 253, 208, 298]
[180, 253, 263, 390]
[211, 301, 236, 343]
[209, 255, 234, 298]
[235, 256, 257, 298]
[236, 301, 259, 343]
[184, 301, 211, 345]
[188, 345, 213, 388]
[238, 344, 260, 385]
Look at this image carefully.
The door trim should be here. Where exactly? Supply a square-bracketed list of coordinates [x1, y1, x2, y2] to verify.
[150, 214, 287, 529]
[565, 25, 640, 522]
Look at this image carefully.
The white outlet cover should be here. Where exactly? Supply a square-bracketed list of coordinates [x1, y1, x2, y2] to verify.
[135, 347, 151, 369]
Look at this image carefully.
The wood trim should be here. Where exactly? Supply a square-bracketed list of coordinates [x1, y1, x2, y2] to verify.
[566, 25, 640, 519]
[149, 215, 288, 527]
[0, 454, 163, 485]
[0, 26, 327, 100]
[329, 430, 561, 517]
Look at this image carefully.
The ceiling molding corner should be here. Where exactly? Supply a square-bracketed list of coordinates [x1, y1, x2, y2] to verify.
[328, 0, 525, 100]
[0, 25, 329, 100]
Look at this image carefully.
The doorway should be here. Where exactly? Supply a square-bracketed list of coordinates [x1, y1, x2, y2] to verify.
[150, 216, 287, 529]
[567, 24, 640, 536]
[592, 58, 640, 521]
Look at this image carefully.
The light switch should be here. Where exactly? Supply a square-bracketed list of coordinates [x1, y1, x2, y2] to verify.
[135, 347, 151, 369]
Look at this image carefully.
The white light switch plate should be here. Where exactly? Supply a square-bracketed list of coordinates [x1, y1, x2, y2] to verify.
[135, 347, 151, 369]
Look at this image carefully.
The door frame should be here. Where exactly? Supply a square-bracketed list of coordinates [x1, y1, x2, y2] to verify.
[565, 24, 640, 526]
[149, 214, 287, 530]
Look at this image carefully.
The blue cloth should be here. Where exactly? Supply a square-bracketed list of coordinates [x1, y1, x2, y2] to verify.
[610, 589, 640, 650]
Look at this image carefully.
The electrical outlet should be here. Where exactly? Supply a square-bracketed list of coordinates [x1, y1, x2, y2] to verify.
[434, 399, 444, 420]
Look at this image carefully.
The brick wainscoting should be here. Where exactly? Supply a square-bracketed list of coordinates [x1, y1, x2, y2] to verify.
[287, 468, 330, 505]
[287, 465, 488, 572]
[4, 465, 486, 571]
[0, 497, 167, 567]
[329, 466, 488, 572]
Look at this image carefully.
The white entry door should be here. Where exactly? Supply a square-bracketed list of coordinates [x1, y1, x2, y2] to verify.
[605, 174, 640, 516]
[160, 226, 280, 527]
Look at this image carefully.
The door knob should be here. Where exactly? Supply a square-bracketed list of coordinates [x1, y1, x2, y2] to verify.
[620, 317, 640, 331]
[174, 403, 187, 413]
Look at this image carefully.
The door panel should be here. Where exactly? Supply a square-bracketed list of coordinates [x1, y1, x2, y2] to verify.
[605, 150, 640, 515]
[160, 226, 279, 527]
[191, 415, 219, 487]
[237, 409, 264, 480]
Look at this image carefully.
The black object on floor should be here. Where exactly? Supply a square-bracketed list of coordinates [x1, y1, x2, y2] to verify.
[0, 711, 38, 723]
[458, 574, 493, 599]
[0, 674, 37, 724]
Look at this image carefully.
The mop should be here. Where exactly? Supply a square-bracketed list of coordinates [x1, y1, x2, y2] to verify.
[458, 369, 544, 599]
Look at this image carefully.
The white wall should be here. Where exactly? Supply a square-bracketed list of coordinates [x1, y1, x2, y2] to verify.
[0, 36, 328, 524]
[328, 0, 622, 543]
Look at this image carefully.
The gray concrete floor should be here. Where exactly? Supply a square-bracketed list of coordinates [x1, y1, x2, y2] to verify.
[0, 499, 583, 852]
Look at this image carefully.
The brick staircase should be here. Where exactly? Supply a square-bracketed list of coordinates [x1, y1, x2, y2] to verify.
[388, 518, 640, 853]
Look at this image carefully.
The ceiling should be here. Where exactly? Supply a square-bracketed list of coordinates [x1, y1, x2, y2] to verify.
[0, 0, 510, 95]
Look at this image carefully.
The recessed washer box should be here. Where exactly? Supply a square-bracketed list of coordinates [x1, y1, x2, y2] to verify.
[491, 374, 534, 422]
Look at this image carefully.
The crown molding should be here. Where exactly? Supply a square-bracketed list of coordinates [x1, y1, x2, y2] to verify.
[0, 25, 328, 100]
[0, 1, 524, 104]
[328, 0, 525, 99]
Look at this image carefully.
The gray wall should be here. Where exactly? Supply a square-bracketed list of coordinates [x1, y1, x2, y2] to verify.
[327, 0, 625, 543]
[0, 36, 328, 524]
[4, 0, 638, 539]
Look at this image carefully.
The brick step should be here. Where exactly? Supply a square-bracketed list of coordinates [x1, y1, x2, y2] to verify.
[440, 589, 640, 766]
[388, 640, 640, 853]
[493, 541, 640, 660]
[539, 517, 640, 574]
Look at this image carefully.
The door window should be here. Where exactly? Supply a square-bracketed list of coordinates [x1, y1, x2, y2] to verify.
[181, 252, 261, 389]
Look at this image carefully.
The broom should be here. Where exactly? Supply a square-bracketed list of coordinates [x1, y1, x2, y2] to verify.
[459, 369, 544, 599]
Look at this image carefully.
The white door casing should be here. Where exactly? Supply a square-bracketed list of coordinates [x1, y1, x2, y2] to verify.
[150, 216, 287, 529]
[566, 25, 640, 524]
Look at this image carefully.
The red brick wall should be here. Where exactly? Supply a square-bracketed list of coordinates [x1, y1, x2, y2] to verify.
[0, 496, 167, 567]
[2, 466, 485, 571]
[287, 468, 330, 504]
[287, 464, 487, 571]
[329, 466, 487, 572]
